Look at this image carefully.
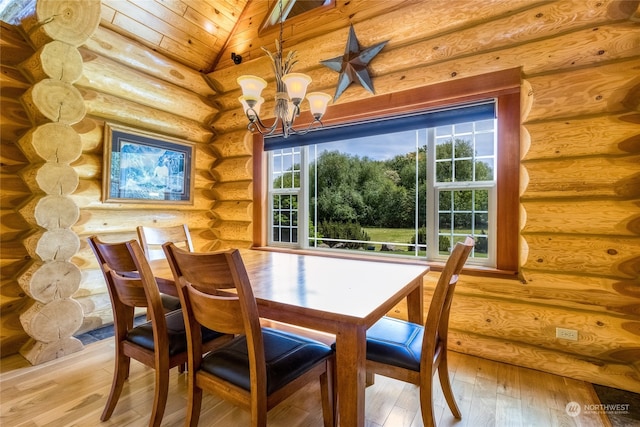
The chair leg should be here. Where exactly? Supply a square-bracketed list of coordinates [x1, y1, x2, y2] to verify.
[250, 390, 268, 427]
[437, 355, 461, 419]
[419, 369, 437, 427]
[365, 370, 375, 386]
[320, 360, 335, 427]
[148, 363, 170, 427]
[101, 352, 130, 421]
[186, 383, 203, 427]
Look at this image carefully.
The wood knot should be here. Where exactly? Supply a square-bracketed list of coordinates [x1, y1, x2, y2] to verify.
[607, 249, 618, 255]
[451, 71, 458, 77]
[535, 13, 543, 18]
[596, 321, 605, 326]
[537, 258, 544, 263]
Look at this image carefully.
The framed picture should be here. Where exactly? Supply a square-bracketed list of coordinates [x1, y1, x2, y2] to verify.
[103, 123, 195, 204]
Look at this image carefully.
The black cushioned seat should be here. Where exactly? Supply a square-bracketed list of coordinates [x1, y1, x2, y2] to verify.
[201, 327, 334, 395]
[127, 309, 225, 356]
[160, 294, 181, 311]
[366, 316, 424, 371]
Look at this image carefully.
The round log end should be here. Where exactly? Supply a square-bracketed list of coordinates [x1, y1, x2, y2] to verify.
[19, 299, 84, 343]
[19, 336, 84, 365]
[35, 228, 80, 261]
[35, 0, 101, 47]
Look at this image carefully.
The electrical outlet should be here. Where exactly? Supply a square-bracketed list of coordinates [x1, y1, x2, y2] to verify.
[556, 327, 578, 341]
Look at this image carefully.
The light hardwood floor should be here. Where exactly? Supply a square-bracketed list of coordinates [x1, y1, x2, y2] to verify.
[0, 338, 610, 427]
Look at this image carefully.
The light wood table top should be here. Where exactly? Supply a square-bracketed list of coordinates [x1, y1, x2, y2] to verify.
[151, 249, 428, 427]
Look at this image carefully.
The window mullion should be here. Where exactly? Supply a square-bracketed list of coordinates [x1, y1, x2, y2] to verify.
[426, 127, 436, 260]
[299, 146, 309, 249]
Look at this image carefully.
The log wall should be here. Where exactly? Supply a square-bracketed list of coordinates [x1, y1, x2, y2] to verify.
[205, 0, 640, 393]
[1, 21, 34, 357]
[68, 23, 222, 332]
[1, 0, 638, 394]
[1, 6, 222, 352]
[1, 0, 103, 364]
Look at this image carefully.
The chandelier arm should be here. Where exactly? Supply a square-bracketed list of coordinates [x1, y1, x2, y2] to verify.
[246, 108, 281, 136]
[285, 118, 323, 136]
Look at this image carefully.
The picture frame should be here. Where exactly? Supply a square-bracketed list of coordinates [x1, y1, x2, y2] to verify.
[103, 123, 195, 204]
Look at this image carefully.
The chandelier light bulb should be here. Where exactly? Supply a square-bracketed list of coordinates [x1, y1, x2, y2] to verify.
[237, 75, 267, 101]
[282, 73, 312, 104]
[306, 92, 332, 119]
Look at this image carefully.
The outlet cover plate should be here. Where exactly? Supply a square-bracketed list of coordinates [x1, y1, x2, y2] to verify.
[556, 327, 578, 341]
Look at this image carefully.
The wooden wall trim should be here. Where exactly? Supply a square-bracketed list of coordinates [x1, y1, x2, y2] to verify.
[496, 91, 521, 271]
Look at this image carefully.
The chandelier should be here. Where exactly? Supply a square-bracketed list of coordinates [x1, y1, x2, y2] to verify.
[237, 4, 331, 138]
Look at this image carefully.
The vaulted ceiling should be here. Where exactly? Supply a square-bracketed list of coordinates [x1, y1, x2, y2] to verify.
[0, 0, 346, 74]
[0, 0, 250, 73]
[98, 0, 250, 73]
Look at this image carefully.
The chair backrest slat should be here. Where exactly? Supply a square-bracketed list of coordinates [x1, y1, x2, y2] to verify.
[110, 272, 149, 308]
[137, 224, 194, 261]
[184, 279, 245, 335]
[88, 235, 167, 327]
[163, 244, 258, 335]
[421, 236, 474, 366]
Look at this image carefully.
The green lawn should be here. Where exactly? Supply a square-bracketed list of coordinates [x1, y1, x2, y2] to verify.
[361, 227, 418, 252]
[320, 227, 481, 257]
[362, 227, 486, 258]
[363, 227, 416, 244]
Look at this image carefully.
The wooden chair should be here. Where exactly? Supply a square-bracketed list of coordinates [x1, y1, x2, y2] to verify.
[137, 224, 194, 312]
[365, 236, 474, 427]
[137, 224, 194, 261]
[88, 236, 229, 427]
[163, 243, 335, 427]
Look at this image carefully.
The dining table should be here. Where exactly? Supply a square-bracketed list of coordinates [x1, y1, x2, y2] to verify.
[151, 248, 428, 427]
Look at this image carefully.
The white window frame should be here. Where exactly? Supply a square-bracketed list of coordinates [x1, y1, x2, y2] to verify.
[426, 123, 497, 265]
[266, 115, 497, 267]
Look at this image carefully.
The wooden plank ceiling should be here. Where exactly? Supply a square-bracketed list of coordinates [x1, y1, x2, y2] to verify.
[99, 0, 250, 73]
[98, 0, 337, 74]
[0, 0, 251, 73]
[97, 0, 345, 73]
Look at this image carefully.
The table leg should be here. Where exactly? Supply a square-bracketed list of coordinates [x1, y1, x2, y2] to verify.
[335, 325, 366, 427]
[406, 278, 424, 324]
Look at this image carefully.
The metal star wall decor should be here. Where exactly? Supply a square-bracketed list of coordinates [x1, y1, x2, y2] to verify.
[320, 25, 388, 102]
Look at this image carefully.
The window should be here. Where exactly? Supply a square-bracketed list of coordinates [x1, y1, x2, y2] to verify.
[254, 69, 521, 272]
[267, 101, 497, 266]
[261, 0, 335, 33]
